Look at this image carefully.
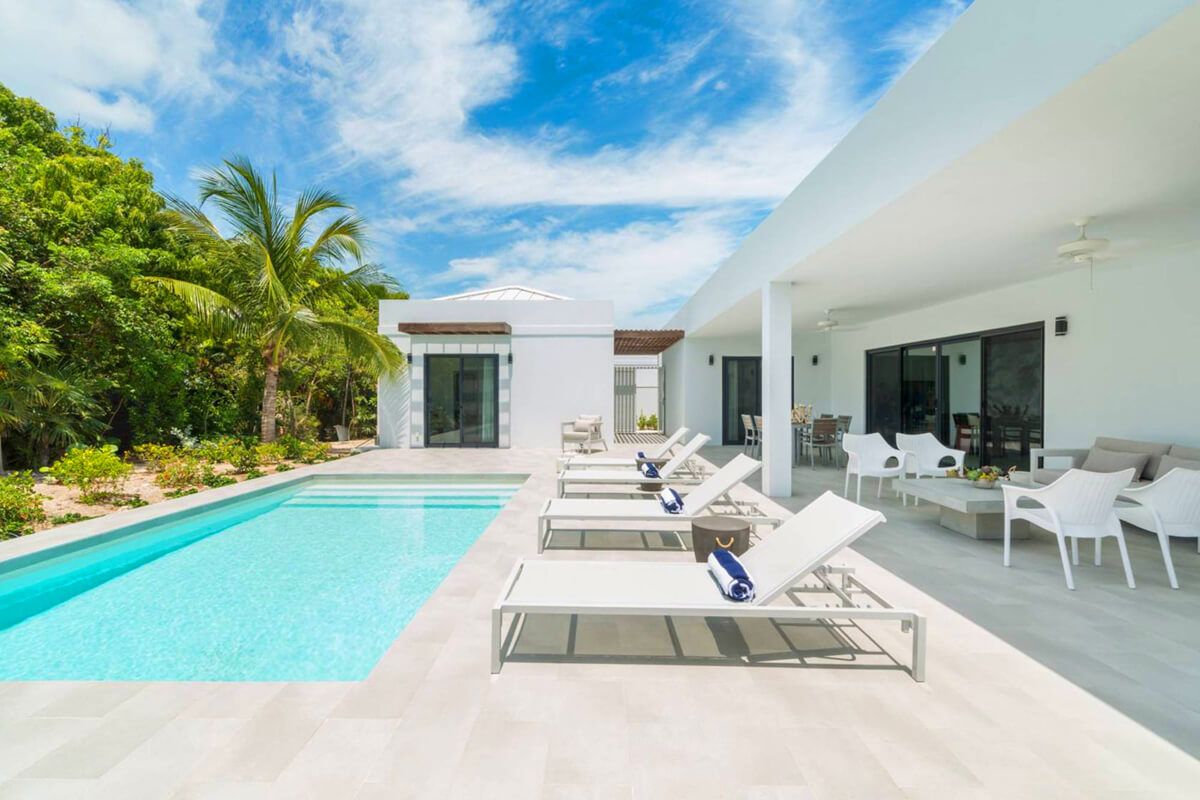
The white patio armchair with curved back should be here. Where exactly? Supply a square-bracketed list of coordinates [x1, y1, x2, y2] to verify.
[1116, 467, 1200, 589]
[560, 415, 606, 453]
[895, 433, 966, 506]
[1001, 468, 1137, 590]
[841, 433, 907, 504]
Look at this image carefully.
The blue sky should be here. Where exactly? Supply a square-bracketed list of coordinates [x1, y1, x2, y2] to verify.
[0, 0, 969, 324]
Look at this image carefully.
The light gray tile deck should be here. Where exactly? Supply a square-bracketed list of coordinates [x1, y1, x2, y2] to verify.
[0, 445, 1197, 798]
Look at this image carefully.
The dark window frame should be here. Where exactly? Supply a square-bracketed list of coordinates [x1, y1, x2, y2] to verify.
[423, 353, 500, 448]
[864, 322, 1045, 459]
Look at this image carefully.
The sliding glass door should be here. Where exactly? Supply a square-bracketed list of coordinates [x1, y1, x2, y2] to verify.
[865, 324, 1043, 470]
[722, 357, 761, 445]
[425, 355, 499, 447]
[981, 327, 1043, 468]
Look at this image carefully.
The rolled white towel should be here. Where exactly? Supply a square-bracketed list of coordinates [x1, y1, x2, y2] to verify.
[707, 549, 755, 602]
[658, 487, 683, 514]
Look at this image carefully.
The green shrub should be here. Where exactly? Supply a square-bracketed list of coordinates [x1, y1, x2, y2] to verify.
[0, 472, 46, 539]
[275, 463, 294, 473]
[164, 487, 198, 498]
[228, 442, 259, 473]
[200, 466, 237, 488]
[155, 456, 203, 489]
[254, 442, 287, 464]
[50, 512, 95, 525]
[131, 443, 179, 471]
[244, 468, 267, 479]
[193, 436, 244, 465]
[636, 413, 659, 431]
[44, 445, 132, 503]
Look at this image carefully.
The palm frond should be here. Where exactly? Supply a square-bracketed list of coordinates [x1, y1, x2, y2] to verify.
[315, 317, 405, 375]
[135, 276, 247, 337]
[308, 213, 368, 266]
[298, 262, 398, 308]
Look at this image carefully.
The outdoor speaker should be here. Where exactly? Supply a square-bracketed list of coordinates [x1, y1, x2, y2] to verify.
[1055, 316, 1068, 336]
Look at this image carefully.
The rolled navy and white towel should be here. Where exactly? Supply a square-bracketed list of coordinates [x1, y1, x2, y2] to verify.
[639, 461, 660, 478]
[708, 549, 755, 602]
[636, 450, 646, 459]
[658, 487, 684, 514]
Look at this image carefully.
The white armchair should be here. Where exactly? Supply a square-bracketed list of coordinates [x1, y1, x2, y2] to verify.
[842, 433, 906, 504]
[1116, 467, 1200, 589]
[1001, 468, 1137, 590]
[895, 433, 966, 506]
[560, 415, 606, 453]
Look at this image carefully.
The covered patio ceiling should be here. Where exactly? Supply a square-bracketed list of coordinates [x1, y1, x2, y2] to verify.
[683, 3, 1200, 338]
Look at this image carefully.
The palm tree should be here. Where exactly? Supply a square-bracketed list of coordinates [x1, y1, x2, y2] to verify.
[139, 157, 403, 441]
[22, 366, 104, 467]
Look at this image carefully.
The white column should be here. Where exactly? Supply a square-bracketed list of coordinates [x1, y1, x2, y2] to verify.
[761, 281, 793, 497]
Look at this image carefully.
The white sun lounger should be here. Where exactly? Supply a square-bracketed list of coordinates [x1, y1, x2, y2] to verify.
[561, 427, 691, 470]
[495, 491, 926, 680]
[556, 434, 711, 497]
[538, 454, 776, 552]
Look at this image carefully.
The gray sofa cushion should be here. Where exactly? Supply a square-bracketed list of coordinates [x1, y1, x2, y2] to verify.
[1093, 437, 1170, 480]
[1157, 453, 1200, 477]
[1082, 447, 1150, 478]
[1033, 467, 1067, 486]
[1168, 444, 1200, 461]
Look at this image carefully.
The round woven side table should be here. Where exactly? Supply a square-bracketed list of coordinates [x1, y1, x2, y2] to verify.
[690, 516, 751, 563]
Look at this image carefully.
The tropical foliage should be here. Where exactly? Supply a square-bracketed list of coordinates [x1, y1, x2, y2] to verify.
[0, 82, 405, 470]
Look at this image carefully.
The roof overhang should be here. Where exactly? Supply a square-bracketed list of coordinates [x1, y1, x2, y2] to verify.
[396, 322, 512, 335]
[614, 329, 684, 355]
[670, 0, 1200, 337]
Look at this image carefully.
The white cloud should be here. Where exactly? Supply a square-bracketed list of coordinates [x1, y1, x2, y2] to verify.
[433, 210, 745, 325]
[283, 0, 965, 322]
[291, 0, 861, 209]
[0, 0, 219, 132]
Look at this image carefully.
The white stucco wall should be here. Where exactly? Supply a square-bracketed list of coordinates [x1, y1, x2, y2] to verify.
[827, 249, 1200, 448]
[377, 297, 614, 449]
[662, 331, 832, 444]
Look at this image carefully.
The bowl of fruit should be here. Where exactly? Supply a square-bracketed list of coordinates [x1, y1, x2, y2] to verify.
[962, 466, 1008, 488]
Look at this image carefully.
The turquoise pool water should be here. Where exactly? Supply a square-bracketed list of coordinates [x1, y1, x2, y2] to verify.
[0, 477, 519, 681]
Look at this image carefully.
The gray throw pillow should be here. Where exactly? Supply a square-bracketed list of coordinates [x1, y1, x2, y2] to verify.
[1081, 447, 1150, 479]
[1156, 454, 1200, 478]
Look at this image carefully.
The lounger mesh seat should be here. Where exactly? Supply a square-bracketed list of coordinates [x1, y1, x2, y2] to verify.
[496, 491, 927, 680]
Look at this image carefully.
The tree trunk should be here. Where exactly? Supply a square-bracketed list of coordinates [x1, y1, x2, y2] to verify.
[0, 433, 6, 474]
[261, 356, 280, 442]
[38, 438, 50, 468]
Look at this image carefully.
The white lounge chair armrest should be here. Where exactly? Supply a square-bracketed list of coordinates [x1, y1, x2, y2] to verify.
[1000, 482, 1046, 514]
[1030, 447, 1089, 473]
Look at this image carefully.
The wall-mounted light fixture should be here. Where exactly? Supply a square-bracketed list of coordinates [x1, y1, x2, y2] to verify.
[708, 354, 714, 366]
[507, 352, 513, 365]
[406, 352, 413, 365]
[811, 355, 819, 366]
[1055, 316, 1068, 336]
[958, 354, 967, 366]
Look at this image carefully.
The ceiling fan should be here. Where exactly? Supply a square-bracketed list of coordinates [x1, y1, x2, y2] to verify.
[1055, 217, 1112, 266]
[815, 309, 864, 332]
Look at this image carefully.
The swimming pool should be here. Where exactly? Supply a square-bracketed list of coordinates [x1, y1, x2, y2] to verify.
[0, 476, 521, 681]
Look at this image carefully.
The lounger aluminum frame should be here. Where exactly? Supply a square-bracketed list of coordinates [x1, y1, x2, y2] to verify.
[561, 427, 690, 470]
[494, 491, 926, 681]
[555, 434, 711, 497]
[538, 454, 778, 552]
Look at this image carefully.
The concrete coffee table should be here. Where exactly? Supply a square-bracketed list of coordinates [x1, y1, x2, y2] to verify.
[894, 477, 1031, 540]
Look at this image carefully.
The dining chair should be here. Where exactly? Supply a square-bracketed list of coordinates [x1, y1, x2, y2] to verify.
[805, 417, 839, 468]
[752, 416, 765, 458]
[740, 414, 758, 456]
